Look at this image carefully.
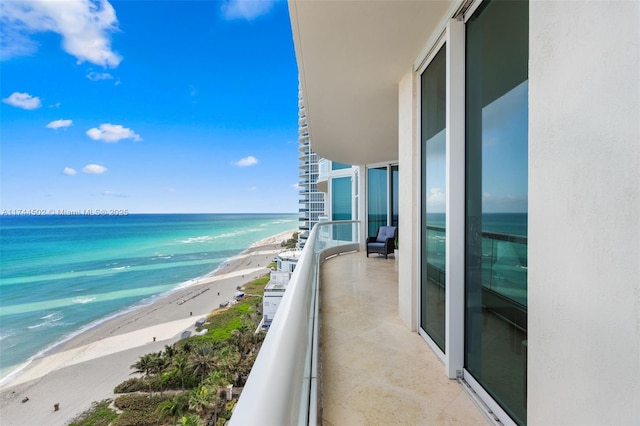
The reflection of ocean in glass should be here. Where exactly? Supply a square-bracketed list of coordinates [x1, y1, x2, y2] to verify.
[464, 0, 529, 422]
[421, 44, 448, 352]
[425, 212, 527, 275]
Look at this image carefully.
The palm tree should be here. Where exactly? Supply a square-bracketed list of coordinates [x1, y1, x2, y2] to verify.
[204, 371, 230, 424]
[235, 350, 258, 386]
[189, 344, 215, 383]
[205, 369, 225, 384]
[164, 344, 176, 359]
[230, 329, 252, 356]
[151, 351, 169, 396]
[157, 392, 190, 426]
[214, 344, 240, 381]
[172, 352, 190, 390]
[178, 414, 204, 426]
[131, 353, 156, 396]
[188, 386, 214, 418]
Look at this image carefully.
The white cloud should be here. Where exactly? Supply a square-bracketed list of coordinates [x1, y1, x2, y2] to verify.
[82, 164, 107, 174]
[46, 119, 73, 129]
[1, 0, 122, 67]
[290, 183, 302, 190]
[232, 156, 258, 167]
[87, 71, 113, 81]
[427, 187, 445, 205]
[86, 123, 142, 143]
[426, 188, 445, 213]
[2, 92, 41, 110]
[221, 0, 274, 20]
[63, 167, 77, 175]
[0, 23, 38, 60]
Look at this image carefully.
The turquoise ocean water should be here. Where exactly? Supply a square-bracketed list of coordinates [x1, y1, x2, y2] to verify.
[0, 213, 297, 382]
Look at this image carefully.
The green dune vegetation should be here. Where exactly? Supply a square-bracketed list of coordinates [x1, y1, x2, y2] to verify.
[69, 271, 273, 426]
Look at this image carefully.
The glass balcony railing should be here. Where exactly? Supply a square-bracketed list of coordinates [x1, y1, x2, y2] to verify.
[425, 225, 527, 307]
[317, 158, 329, 182]
[480, 230, 527, 308]
[229, 221, 360, 425]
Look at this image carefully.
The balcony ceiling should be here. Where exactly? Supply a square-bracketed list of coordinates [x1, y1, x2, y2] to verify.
[289, 0, 453, 165]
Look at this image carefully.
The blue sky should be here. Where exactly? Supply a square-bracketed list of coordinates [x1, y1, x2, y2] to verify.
[0, 0, 300, 214]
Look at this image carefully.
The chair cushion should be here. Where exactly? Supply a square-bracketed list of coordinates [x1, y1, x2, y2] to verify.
[368, 242, 385, 248]
[376, 226, 396, 243]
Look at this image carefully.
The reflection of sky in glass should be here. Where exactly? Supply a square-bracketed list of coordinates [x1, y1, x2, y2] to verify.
[481, 80, 528, 212]
[425, 128, 446, 213]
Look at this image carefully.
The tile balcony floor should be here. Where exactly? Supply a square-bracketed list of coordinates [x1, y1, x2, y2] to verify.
[319, 251, 490, 426]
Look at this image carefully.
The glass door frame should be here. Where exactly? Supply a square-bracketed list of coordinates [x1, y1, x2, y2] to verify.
[460, 0, 526, 424]
[413, 1, 522, 425]
[416, 33, 448, 361]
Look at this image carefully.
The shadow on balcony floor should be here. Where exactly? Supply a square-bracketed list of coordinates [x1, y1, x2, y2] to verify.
[319, 251, 489, 425]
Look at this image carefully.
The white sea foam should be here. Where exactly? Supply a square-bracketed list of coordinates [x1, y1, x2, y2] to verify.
[269, 219, 295, 224]
[179, 235, 214, 244]
[111, 266, 130, 271]
[153, 255, 173, 260]
[72, 297, 96, 304]
[0, 329, 15, 342]
[27, 312, 64, 330]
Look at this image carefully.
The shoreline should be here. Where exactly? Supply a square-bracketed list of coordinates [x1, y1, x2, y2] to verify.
[0, 229, 295, 426]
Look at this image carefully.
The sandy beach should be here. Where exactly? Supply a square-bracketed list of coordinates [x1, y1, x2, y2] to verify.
[0, 230, 296, 426]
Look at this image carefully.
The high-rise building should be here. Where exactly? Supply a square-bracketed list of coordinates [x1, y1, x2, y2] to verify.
[297, 87, 324, 248]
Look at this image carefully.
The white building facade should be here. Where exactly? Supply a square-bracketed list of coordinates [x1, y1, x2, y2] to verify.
[262, 271, 290, 329]
[297, 88, 324, 249]
[289, 0, 640, 424]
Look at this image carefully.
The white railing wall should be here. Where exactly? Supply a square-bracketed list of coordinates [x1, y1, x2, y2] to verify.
[229, 221, 360, 426]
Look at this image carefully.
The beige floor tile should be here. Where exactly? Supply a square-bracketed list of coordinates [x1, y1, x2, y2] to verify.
[320, 252, 489, 426]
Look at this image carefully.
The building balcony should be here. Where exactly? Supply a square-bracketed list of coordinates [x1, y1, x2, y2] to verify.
[230, 221, 489, 425]
[319, 252, 488, 425]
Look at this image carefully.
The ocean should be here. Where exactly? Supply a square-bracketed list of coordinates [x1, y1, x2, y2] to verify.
[0, 213, 297, 382]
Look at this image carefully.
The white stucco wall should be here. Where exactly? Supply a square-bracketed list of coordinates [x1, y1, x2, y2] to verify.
[398, 68, 419, 331]
[528, 2, 640, 424]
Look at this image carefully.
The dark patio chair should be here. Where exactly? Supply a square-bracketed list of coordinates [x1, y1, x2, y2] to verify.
[366, 226, 397, 259]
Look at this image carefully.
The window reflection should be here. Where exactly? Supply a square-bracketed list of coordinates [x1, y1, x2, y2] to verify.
[465, 1, 528, 424]
[421, 45, 446, 352]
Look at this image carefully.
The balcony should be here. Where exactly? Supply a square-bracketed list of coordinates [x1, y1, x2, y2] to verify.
[319, 252, 488, 425]
[230, 222, 489, 425]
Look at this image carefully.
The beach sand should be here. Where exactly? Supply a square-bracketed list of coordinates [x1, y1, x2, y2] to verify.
[0, 230, 296, 426]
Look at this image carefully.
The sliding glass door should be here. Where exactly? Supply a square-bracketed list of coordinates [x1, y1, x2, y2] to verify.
[465, 1, 528, 424]
[367, 167, 388, 238]
[366, 165, 399, 239]
[331, 176, 352, 241]
[420, 45, 447, 352]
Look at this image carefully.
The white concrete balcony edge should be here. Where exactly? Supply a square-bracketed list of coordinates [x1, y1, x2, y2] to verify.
[229, 221, 360, 426]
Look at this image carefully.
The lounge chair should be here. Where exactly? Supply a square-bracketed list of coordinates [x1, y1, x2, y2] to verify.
[366, 226, 397, 259]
